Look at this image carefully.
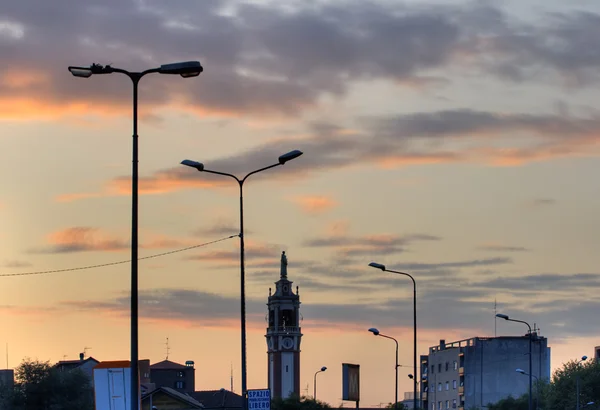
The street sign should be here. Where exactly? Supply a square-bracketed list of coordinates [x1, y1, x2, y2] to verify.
[248, 389, 271, 410]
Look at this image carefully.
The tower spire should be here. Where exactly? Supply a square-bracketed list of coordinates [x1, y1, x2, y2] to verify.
[280, 251, 288, 279]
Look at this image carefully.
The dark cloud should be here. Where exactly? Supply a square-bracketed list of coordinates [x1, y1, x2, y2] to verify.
[477, 245, 531, 252]
[388, 257, 513, 271]
[1, 260, 32, 268]
[531, 198, 556, 207]
[58, 283, 600, 338]
[472, 273, 600, 292]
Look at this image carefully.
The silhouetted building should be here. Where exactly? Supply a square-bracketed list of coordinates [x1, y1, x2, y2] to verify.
[192, 389, 243, 409]
[55, 353, 99, 380]
[0, 369, 14, 410]
[142, 386, 204, 409]
[595, 345, 600, 362]
[150, 359, 195, 393]
[421, 335, 550, 410]
[266, 251, 302, 399]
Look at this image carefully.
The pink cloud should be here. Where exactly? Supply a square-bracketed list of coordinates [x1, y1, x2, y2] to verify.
[291, 195, 338, 214]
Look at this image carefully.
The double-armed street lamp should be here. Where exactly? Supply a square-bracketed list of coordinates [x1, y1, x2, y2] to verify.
[368, 263, 418, 410]
[496, 313, 533, 410]
[181, 150, 303, 410]
[368, 328, 399, 410]
[314, 366, 327, 400]
[68, 60, 203, 410]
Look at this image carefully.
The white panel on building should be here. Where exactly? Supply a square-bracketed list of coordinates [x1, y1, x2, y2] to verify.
[281, 353, 294, 398]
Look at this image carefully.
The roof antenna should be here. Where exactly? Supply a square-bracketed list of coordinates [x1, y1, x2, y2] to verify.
[230, 362, 234, 392]
[83, 347, 92, 359]
[165, 337, 170, 360]
[5, 343, 8, 369]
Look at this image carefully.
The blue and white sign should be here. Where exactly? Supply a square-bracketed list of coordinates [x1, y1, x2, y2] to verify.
[248, 389, 271, 410]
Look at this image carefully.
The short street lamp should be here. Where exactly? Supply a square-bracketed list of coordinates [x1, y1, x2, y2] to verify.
[181, 150, 303, 410]
[314, 366, 327, 400]
[497, 313, 533, 410]
[369, 262, 418, 410]
[516, 368, 539, 409]
[369, 328, 399, 410]
[576, 356, 588, 410]
[68, 60, 202, 410]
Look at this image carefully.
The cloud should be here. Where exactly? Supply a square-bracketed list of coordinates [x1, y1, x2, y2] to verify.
[1, 260, 32, 268]
[530, 198, 556, 207]
[31, 227, 130, 254]
[388, 257, 513, 271]
[477, 244, 531, 252]
[186, 240, 282, 265]
[57, 106, 600, 201]
[290, 195, 338, 214]
[471, 273, 600, 292]
[0, 0, 468, 121]
[30, 226, 203, 254]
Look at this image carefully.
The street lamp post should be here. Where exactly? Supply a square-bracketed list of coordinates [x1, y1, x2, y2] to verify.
[496, 314, 532, 410]
[368, 328, 399, 410]
[181, 150, 303, 410]
[69, 61, 202, 410]
[368, 263, 418, 410]
[576, 356, 588, 410]
[516, 368, 539, 410]
[314, 366, 327, 400]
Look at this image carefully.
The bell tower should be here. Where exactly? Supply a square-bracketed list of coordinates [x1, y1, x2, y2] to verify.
[265, 251, 302, 399]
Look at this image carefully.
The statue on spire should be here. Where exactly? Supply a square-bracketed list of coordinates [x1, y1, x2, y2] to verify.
[280, 251, 288, 278]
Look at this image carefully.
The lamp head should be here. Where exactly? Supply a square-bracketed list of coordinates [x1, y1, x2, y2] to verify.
[368, 327, 380, 336]
[408, 374, 414, 379]
[516, 369, 526, 374]
[369, 262, 386, 271]
[278, 149, 303, 165]
[321, 366, 327, 372]
[181, 159, 204, 171]
[582, 356, 588, 361]
[496, 313, 509, 320]
[159, 61, 203, 78]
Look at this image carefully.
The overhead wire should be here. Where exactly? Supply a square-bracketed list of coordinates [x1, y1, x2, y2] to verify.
[0, 234, 238, 277]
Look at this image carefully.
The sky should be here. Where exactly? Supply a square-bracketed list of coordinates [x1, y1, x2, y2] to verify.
[1, 0, 600, 406]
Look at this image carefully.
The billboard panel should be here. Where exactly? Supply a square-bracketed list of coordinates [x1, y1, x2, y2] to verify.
[342, 363, 360, 402]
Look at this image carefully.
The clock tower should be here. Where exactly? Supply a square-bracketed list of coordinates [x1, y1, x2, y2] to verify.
[265, 251, 302, 399]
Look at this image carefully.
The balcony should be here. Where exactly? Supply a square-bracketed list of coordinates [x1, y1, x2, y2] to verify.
[458, 386, 464, 395]
[458, 367, 464, 375]
[421, 393, 427, 401]
[266, 326, 301, 334]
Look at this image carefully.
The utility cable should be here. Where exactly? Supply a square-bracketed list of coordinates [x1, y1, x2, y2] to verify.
[0, 234, 238, 277]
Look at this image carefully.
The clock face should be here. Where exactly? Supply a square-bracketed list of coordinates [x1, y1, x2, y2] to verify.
[282, 337, 294, 349]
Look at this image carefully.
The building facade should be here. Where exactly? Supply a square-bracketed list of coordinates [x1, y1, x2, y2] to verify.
[150, 359, 196, 394]
[265, 251, 302, 399]
[421, 335, 550, 410]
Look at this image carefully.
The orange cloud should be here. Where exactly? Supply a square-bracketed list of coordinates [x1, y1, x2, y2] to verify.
[45, 227, 129, 253]
[291, 195, 338, 214]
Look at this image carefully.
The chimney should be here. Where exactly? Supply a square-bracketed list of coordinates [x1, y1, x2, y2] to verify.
[440, 340, 446, 350]
[79, 353, 84, 361]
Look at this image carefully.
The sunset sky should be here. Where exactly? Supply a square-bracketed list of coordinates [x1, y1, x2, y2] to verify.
[1, 0, 600, 406]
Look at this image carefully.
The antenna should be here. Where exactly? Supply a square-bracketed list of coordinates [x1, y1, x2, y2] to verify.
[230, 362, 234, 392]
[83, 347, 92, 359]
[5, 343, 8, 369]
[165, 337, 170, 360]
[304, 382, 309, 396]
[494, 297, 497, 337]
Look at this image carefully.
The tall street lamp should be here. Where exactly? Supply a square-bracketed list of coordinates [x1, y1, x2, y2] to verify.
[314, 366, 327, 400]
[368, 263, 417, 410]
[496, 313, 532, 410]
[516, 368, 539, 410]
[368, 328, 399, 410]
[576, 355, 588, 410]
[69, 61, 202, 410]
[181, 150, 303, 410]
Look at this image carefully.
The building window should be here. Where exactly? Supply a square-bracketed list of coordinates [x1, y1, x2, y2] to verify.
[446, 400, 449, 409]
[445, 381, 449, 391]
[445, 362, 449, 371]
[177, 371, 184, 378]
[438, 383, 442, 392]
[175, 381, 185, 389]
[438, 401, 442, 410]
[286, 365, 289, 373]
[432, 404, 435, 410]
[453, 361, 458, 370]
[452, 399, 457, 408]
[438, 363, 442, 372]
[431, 365, 434, 374]
[453, 380, 457, 389]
